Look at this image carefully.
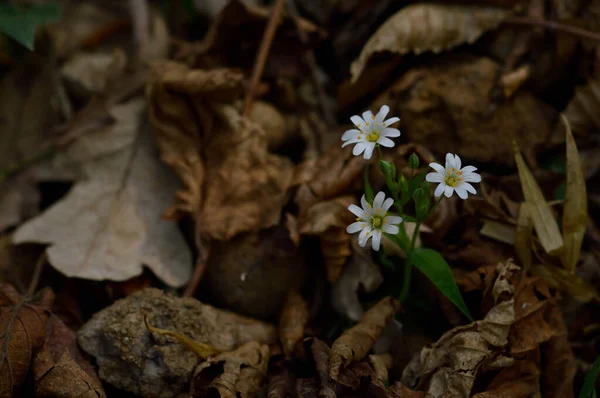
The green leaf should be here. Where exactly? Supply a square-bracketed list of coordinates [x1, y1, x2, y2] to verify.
[385, 231, 409, 252]
[409, 170, 428, 195]
[398, 174, 410, 205]
[379, 159, 398, 197]
[408, 248, 473, 321]
[579, 355, 600, 398]
[0, 3, 62, 50]
[364, 165, 374, 203]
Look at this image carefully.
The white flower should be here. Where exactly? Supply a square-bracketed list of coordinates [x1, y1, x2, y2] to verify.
[346, 191, 403, 251]
[426, 153, 482, 199]
[341, 105, 401, 160]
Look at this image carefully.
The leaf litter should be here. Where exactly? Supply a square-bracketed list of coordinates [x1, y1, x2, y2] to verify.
[1, 0, 600, 397]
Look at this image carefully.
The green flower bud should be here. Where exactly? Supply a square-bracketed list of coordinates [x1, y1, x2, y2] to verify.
[408, 153, 420, 169]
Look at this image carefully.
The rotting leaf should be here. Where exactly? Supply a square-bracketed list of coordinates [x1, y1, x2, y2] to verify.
[403, 261, 517, 397]
[350, 4, 509, 82]
[561, 115, 588, 273]
[13, 99, 192, 287]
[473, 357, 541, 398]
[279, 289, 309, 359]
[192, 341, 270, 398]
[144, 316, 220, 359]
[147, 61, 294, 241]
[329, 296, 400, 380]
[514, 144, 564, 256]
[299, 196, 355, 283]
[0, 284, 54, 398]
[34, 352, 105, 398]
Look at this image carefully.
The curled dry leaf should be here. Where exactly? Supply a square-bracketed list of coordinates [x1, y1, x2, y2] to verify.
[473, 356, 541, 398]
[279, 289, 309, 359]
[267, 365, 295, 398]
[350, 4, 509, 82]
[13, 99, 192, 287]
[34, 353, 106, 398]
[331, 239, 384, 321]
[563, 77, 600, 135]
[310, 339, 336, 398]
[295, 378, 320, 398]
[403, 261, 517, 397]
[298, 196, 355, 283]
[147, 61, 294, 240]
[384, 382, 425, 398]
[0, 285, 54, 398]
[329, 297, 400, 380]
[561, 115, 588, 273]
[368, 353, 393, 385]
[192, 341, 270, 398]
[77, 288, 276, 397]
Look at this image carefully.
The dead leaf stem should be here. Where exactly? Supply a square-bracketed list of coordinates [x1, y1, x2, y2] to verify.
[243, 0, 286, 117]
[27, 252, 47, 296]
[504, 16, 600, 42]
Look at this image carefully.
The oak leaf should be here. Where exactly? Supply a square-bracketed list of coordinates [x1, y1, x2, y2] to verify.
[351, 4, 509, 82]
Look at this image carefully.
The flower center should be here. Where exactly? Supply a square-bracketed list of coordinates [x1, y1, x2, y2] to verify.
[366, 131, 380, 142]
[445, 175, 458, 187]
[371, 216, 384, 228]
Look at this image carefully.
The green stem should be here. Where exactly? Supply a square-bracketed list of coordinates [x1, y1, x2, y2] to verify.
[376, 144, 384, 160]
[398, 255, 413, 303]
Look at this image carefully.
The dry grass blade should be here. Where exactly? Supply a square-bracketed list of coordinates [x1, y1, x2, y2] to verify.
[531, 264, 599, 303]
[144, 316, 220, 359]
[350, 4, 508, 82]
[561, 115, 587, 273]
[515, 203, 533, 270]
[514, 143, 564, 256]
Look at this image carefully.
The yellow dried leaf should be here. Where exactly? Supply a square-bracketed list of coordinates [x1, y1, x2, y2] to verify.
[144, 317, 220, 359]
[350, 4, 508, 82]
[561, 115, 587, 273]
[514, 144, 564, 255]
[279, 289, 309, 359]
[480, 219, 516, 245]
[531, 264, 599, 303]
[515, 203, 533, 270]
[329, 296, 400, 380]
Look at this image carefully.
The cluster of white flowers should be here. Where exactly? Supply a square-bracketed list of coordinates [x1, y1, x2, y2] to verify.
[342, 105, 482, 251]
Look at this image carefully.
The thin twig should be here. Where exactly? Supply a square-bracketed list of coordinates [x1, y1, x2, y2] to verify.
[183, 246, 210, 297]
[28, 252, 47, 296]
[504, 16, 600, 42]
[243, 0, 286, 117]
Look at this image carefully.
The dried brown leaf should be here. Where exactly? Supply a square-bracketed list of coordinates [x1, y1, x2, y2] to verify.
[267, 365, 295, 398]
[561, 115, 588, 273]
[295, 378, 320, 398]
[473, 357, 541, 398]
[403, 262, 517, 397]
[329, 297, 400, 380]
[563, 77, 600, 135]
[514, 145, 564, 255]
[34, 352, 105, 398]
[147, 61, 294, 240]
[384, 382, 425, 398]
[542, 335, 575, 398]
[0, 285, 54, 397]
[299, 196, 355, 283]
[351, 4, 509, 82]
[515, 203, 533, 270]
[310, 339, 336, 398]
[531, 264, 599, 303]
[331, 239, 383, 321]
[368, 353, 393, 385]
[193, 341, 270, 398]
[279, 289, 309, 359]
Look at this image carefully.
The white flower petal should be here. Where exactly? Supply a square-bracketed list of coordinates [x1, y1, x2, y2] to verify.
[463, 182, 477, 194]
[346, 222, 364, 234]
[385, 215, 403, 224]
[463, 172, 481, 183]
[445, 153, 454, 170]
[358, 227, 372, 247]
[378, 136, 395, 148]
[375, 105, 390, 123]
[454, 154, 462, 170]
[348, 204, 367, 218]
[350, 115, 365, 128]
[434, 183, 445, 197]
[360, 195, 370, 213]
[381, 128, 400, 138]
[383, 117, 400, 127]
[371, 230, 382, 251]
[444, 185, 454, 197]
[426, 172, 443, 183]
[454, 186, 468, 199]
[353, 142, 368, 156]
[373, 191, 386, 210]
[363, 142, 376, 159]
[342, 138, 362, 148]
[342, 129, 361, 141]
[383, 224, 399, 234]
[382, 198, 394, 212]
[362, 110, 375, 122]
[429, 162, 444, 174]
[460, 165, 477, 174]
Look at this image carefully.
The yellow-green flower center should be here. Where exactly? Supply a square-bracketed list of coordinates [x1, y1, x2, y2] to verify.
[445, 176, 457, 187]
[371, 216, 384, 228]
[366, 131, 380, 142]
